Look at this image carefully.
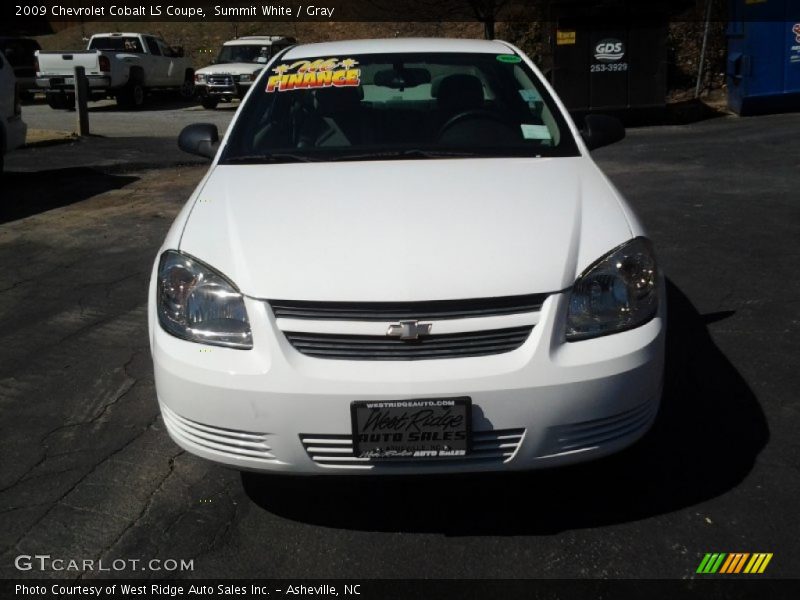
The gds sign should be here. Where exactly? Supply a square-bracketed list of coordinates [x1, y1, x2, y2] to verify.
[594, 38, 625, 62]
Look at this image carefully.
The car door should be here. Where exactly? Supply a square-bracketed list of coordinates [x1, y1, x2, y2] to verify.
[143, 36, 165, 86]
[157, 39, 180, 85]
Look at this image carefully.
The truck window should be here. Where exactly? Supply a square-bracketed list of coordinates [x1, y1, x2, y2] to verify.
[157, 40, 175, 57]
[89, 36, 144, 54]
[145, 37, 161, 56]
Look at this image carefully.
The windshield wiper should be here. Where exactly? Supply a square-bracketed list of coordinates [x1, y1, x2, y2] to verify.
[331, 149, 482, 161]
[221, 153, 317, 164]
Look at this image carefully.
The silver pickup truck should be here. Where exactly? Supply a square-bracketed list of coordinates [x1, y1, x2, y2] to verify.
[36, 32, 194, 109]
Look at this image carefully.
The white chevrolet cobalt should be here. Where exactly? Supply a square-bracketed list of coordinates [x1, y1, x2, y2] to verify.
[150, 38, 665, 474]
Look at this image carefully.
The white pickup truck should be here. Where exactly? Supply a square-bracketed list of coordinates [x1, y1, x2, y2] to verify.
[36, 32, 194, 109]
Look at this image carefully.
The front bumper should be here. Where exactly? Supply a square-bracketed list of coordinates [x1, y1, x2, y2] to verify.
[150, 285, 665, 475]
[197, 80, 252, 99]
[36, 75, 111, 92]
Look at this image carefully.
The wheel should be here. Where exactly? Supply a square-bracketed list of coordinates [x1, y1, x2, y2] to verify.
[20, 91, 35, 104]
[179, 77, 195, 100]
[46, 93, 70, 110]
[201, 97, 219, 110]
[117, 81, 146, 109]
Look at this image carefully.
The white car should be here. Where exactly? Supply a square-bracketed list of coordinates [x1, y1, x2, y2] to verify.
[0, 50, 26, 174]
[194, 36, 295, 109]
[151, 38, 665, 475]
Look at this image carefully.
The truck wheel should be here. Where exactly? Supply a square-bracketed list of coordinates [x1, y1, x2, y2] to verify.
[179, 72, 195, 99]
[201, 97, 219, 110]
[117, 82, 146, 109]
[46, 93, 70, 110]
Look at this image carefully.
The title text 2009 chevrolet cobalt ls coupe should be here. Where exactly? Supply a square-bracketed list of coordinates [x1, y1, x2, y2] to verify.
[150, 38, 665, 474]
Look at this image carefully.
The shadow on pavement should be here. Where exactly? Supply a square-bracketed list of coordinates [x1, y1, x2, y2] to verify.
[0, 168, 138, 224]
[242, 280, 768, 535]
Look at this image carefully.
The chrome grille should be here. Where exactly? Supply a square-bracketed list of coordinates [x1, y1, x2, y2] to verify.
[207, 75, 234, 86]
[161, 405, 277, 462]
[269, 294, 547, 321]
[538, 401, 657, 457]
[284, 326, 533, 360]
[300, 428, 525, 469]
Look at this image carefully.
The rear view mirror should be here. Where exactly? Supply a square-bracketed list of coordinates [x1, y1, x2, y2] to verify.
[580, 114, 625, 151]
[374, 67, 431, 89]
[178, 123, 219, 159]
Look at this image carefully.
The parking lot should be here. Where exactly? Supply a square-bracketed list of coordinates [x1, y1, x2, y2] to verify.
[1, 104, 798, 578]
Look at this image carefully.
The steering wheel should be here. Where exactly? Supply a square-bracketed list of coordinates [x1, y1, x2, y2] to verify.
[436, 109, 515, 140]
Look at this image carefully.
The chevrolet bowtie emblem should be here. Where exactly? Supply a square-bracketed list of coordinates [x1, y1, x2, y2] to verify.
[386, 320, 433, 340]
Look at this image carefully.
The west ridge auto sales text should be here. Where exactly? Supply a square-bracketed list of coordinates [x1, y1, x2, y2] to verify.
[38, 4, 336, 18]
[15, 584, 355, 596]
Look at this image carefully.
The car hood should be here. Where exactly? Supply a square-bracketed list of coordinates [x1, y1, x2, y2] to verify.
[179, 158, 633, 301]
[196, 63, 263, 76]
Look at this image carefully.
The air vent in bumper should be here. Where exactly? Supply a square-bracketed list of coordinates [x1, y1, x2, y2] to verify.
[538, 401, 657, 457]
[300, 428, 525, 469]
[161, 405, 277, 462]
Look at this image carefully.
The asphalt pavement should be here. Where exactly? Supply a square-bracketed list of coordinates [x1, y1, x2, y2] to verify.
[0, 111, 798, 579]
[21, 96, 237, 138]
[5, 97, 236, 173]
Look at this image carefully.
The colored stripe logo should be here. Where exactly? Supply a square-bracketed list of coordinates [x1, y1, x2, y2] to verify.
[697, 553, 773, 574]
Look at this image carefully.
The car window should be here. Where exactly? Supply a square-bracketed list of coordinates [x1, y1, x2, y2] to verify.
[145, 37, 161, 56]
[221, 52, 579, 163]
[0, 39, 39, 68]
[89, 36, 144, 54]
[158, 41, 175, 57]
[216, 44, 273, 64]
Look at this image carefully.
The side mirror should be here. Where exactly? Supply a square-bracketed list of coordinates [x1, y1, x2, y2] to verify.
[173, 46, 184, 57]
[178, 123, 219, 159]
[580, 114, 625, 151]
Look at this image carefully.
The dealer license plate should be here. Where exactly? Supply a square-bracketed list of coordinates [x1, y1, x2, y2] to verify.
[351, 397, 471, 460]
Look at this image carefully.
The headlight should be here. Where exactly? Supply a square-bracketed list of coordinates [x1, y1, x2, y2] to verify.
[239, 73, 252, 83]
[195, 73, 207, 83]
[157, 251, 252, 349]
[565, 237, 659, 341]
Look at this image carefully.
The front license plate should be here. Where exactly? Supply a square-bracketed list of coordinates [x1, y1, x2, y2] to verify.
[351, 397, 471, 460]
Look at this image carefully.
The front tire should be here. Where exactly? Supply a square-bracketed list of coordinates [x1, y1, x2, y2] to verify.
[46, 93, 72, 110]
[117, 81, 146, 110]
[179, 72, 195, 99]
[201, 97, 219, 110]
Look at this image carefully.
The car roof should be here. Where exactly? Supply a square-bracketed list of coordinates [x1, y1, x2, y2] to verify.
[282, 38, 514, 59]
[91, 33, 158, 38]
[224, 36, 290, 46]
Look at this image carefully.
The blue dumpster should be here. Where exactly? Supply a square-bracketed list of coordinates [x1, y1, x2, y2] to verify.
[727, 0, 800, 115]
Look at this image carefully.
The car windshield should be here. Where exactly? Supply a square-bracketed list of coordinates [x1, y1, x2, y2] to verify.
[89, 37, 144, 53]
[221, 52, 579, 164]
[216, 44, 271, 64]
